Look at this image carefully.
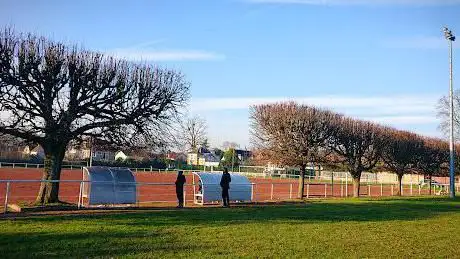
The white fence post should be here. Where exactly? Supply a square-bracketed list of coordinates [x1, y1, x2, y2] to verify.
[341, 181, 343, 197]
[324, 184, 327, 198]
[368, 184, 371, 197]
[251, 184, 254, 201]
[419, 184, 421, 195]
[391, 185, 394, 196]
[78, 181, 83, 209]
[345, 174, 348, 197]
[289, 184, 292, 199]
[307, 184, 310, 199]
[12, 163, 15, 168]
[331, 172, 334, 197]
[136, 184, 140, 207]
[183, 190, 186, 207]
[271, 184, 274, 200]
[380, 183, 383, 197]
[4, 182, 10, 214]
[37, 164, 39, 168]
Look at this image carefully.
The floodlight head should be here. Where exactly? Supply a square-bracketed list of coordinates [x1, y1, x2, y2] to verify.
[444, 27, 455, 41]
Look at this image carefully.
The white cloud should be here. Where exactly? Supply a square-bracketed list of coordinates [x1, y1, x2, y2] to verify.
[248, 0, 460, 5]
[190, 95, 437, 112]
[107, 40, 225, 62]
[190, 95, 442, 147]
[110, 49, 225, 62]
[190, 95, 440, 125]
[362, 115, 437, 125]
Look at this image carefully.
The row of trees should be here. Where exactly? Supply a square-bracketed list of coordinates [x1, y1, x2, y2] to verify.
[250, 102, 453, 198]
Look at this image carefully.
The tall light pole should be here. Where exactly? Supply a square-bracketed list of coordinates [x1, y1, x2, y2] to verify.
[444, 26, 456, 198]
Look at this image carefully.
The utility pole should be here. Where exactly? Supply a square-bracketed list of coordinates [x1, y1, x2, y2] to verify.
[89, 137, 93, 167]
[231, 148, 235, 172]
[444, 26, 456, 198]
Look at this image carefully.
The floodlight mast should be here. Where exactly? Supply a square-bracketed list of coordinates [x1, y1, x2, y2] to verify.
[444, 26, 456, 198]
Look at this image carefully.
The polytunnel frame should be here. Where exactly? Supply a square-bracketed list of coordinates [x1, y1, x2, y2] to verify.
[81, 166, 137, 207]
[192, 172, 253, 205]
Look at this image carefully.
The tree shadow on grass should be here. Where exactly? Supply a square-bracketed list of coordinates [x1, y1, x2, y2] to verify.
[5, 197, 460, 227]
[1, 198, 460, 258]
[0, 229, 209, 258]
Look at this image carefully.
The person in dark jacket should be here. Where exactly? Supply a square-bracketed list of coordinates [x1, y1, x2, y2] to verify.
[220, 167, 232, 207]
[175, 171, 186, 208]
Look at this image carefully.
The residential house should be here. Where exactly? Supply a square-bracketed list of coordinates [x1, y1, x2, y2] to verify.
[187, 147, 220, 167]
[234, 149, 252, 162]
[92, 150, 116, 161]
[22, 145, 45, 159]
[0, 143, 26, 160]
[116, 148, 154, 162]
[65, 145, 91, 161]
[115, 151, 128, 161]
[166, 152, 187, 162]
[221, 148, 253, 164]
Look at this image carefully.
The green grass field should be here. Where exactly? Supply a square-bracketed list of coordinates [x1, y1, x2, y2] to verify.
[1, 197, 460, 258]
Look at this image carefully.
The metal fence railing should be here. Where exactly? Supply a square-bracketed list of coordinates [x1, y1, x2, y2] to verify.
[1, 162, 457, 187]
[1, 178, 457, 214]
[0, 162, 214, 173]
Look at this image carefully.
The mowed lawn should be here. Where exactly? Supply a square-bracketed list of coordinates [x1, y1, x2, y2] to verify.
[1, 198, 460, 258]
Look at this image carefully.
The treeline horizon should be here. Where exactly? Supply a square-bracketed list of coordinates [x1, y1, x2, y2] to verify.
[250, 101, 458, 198]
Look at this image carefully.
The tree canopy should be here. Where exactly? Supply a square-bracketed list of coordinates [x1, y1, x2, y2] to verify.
[250, 101, 453, 198]
[250, 102, 340, 198]
[0, 28, 190, 203]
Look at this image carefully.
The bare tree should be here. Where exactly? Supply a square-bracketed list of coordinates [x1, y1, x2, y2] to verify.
[177, 115, 207, 153]
[436, 89, 460, 141]
[327, 118, 385, 197]
[250, 102, 339, 198]
[381, 129, 424, 196]
[222, 141, 239, 150]
[416, 137, 449, 195]
[0, 29, 189, 203]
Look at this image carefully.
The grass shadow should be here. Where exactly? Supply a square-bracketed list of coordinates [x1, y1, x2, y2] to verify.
[5, 197, 459, 226]
[1, 197, 460, 258]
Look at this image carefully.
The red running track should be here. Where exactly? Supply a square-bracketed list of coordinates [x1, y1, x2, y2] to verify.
[0, 168, 437, 206]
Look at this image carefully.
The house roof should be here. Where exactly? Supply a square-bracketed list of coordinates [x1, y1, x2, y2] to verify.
[202, 153, 220, 163]
[197, 147, 211, 154]
[30, 145, 43, 152]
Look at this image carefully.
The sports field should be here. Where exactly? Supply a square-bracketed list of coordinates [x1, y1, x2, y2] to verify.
[0, 168, 440, 208]
[1, 197, 459, 258]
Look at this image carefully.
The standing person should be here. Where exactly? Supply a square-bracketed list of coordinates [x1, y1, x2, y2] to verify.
[220, 167, 232, 207]
[175, 171, 186, 208]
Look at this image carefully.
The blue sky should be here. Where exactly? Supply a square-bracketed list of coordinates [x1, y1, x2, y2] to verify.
[1, 0, 459, 148]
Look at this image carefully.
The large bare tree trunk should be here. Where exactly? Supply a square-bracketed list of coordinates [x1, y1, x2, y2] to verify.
[298, 165, 306, 199]
[35, 145, 66, 204]
[352, 174, 361, 198]
[396, 173, 403, 196]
